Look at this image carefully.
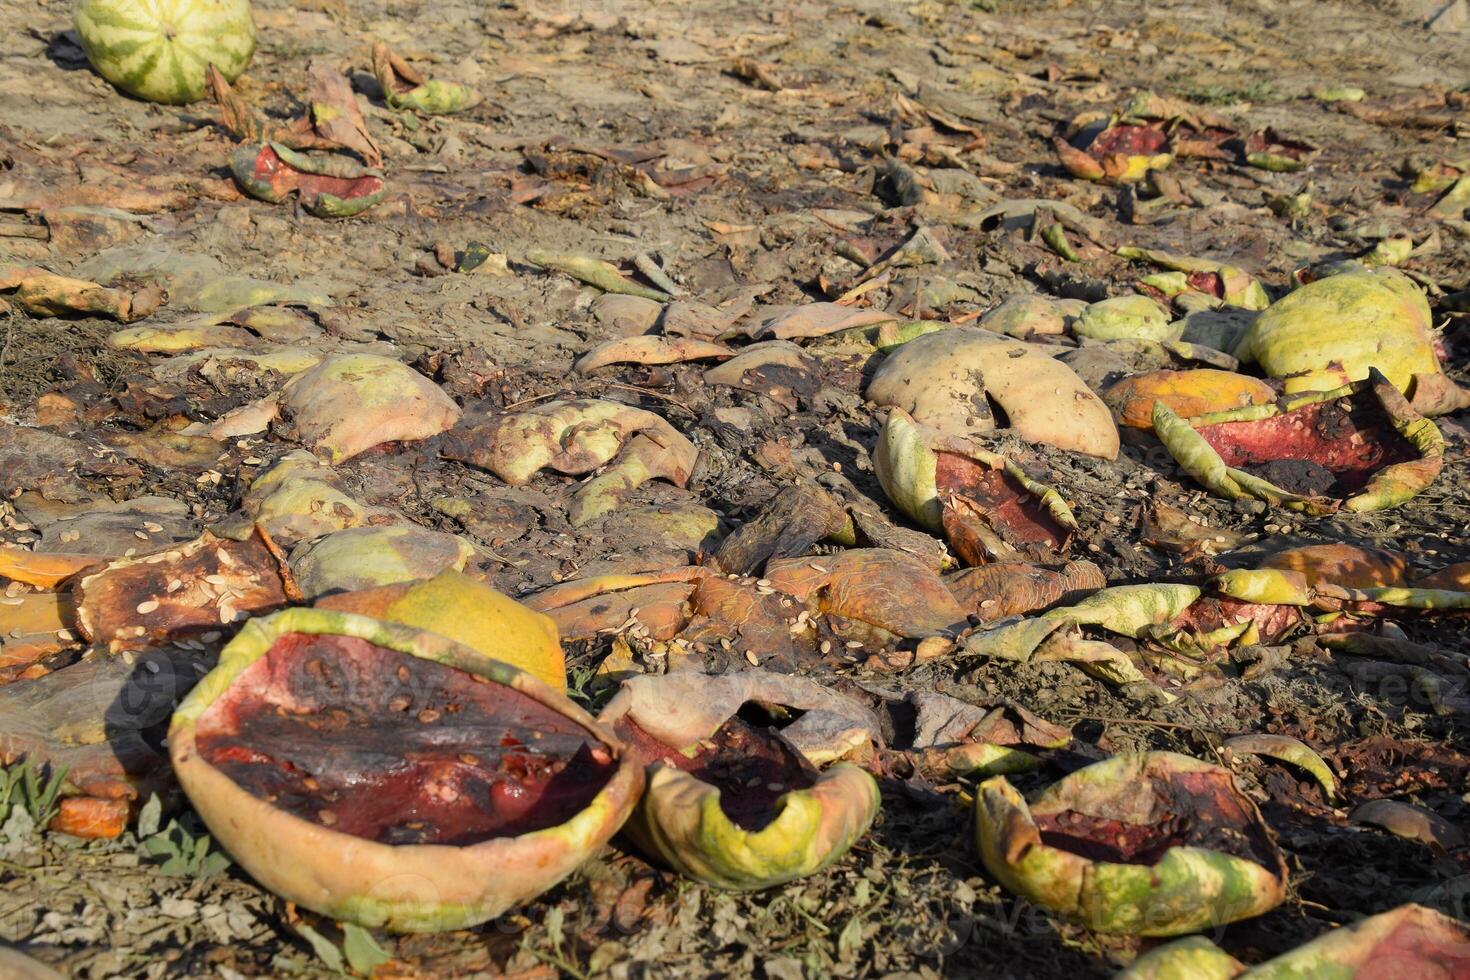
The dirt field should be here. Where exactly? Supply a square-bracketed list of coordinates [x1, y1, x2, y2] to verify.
[2, 0, 1470, 976]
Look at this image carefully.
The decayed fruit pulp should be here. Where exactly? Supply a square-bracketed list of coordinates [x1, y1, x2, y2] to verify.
[1199, 396, 1416, 497]
[251, 145, 384, 201]
[195, 632, 616, 845]
[1032, 769, 1278, 868]
[619, 707, 818, 831]
[935, 451, 1068, 563]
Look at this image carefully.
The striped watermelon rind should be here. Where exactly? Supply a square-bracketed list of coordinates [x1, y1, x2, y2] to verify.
[74, 0, 256, 105]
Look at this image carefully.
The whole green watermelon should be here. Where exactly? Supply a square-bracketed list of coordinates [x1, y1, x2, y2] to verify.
[74, 0, 255, 105]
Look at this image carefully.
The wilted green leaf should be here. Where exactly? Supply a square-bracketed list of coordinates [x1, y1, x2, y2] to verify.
[136, 794, 162, 838]
[342, 923, 391, 976]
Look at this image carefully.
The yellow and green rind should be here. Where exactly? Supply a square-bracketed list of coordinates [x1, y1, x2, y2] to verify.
[627, 762, 880, 891]
[1234, 269, 1437, 394]
[964, 583, 1200, 663]
[229, 143, 387, 218]
[387, 78, 480, 115]
[1115, 935, 1244, 979]
[976, 753, 1286, 937]
[874, 409, 1077, 536]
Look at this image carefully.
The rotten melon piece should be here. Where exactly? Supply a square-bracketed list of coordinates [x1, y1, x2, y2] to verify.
[1055, 122, 1173, 183]
[1234, 268, 1438, 395]
[0, 548, 100, 589]
[1244, 904, 1470, 978]
[1212, 566, 1470, 621]
[443, 399, 698, 527]
[523, 567, 707, 642]
[372, 41, 482, 115]
[229, 143, 386, 218]
[599, 670, 880, 891]
[904, 693, 1072, 780]
[1103, 369, 1277, 430]
[1259, 542, 1410, 589]
[945, 560, 1105, 622]
[169, 608, 642, 932]
[763, 548, 968, 644]
[976, 752, 1288, 936]
[1, 649, 201, 838]
[875, 409, 1076, 566]
[979, 294, 1086, 339]
[73, 527, 299, 648]
[315, 569, 566, 691]
[867, 327, 1119, 460]
[1116, 246, 1270, 311]
[1153, 370, 1443, 514]
[1072, 295, 1177, 343]
[1115, 936, 1243, 980]
[289, 525, 475, 599]
[221, 450, 388, 546]
[281, 353, 462, 465]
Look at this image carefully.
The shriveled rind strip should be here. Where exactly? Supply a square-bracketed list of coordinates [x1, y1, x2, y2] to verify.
[1224, 734, 1337, 799]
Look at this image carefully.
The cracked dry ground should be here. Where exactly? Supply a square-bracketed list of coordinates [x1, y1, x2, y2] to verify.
[3, 0, 1470, 977]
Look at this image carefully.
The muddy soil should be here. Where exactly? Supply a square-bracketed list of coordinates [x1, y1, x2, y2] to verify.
[2, 0, 1470, 977]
